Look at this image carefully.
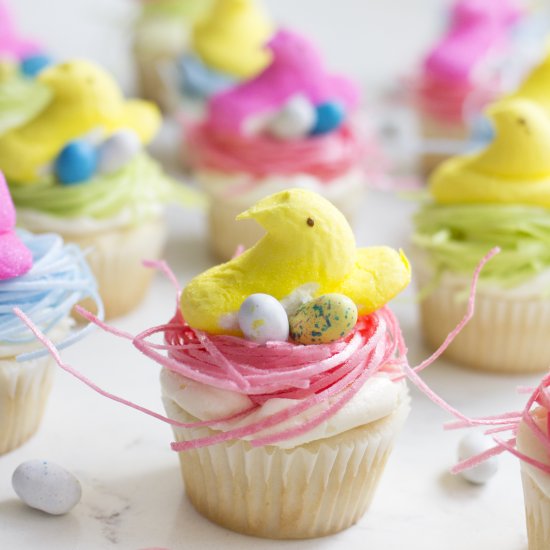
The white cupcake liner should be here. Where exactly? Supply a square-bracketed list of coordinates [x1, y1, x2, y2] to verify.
[415, 260, 550, 373]
[52, 218, 166, 319]
[521, 470, 550, 550]
[0, 356, 56, 455]
[164, 392, 410, 539]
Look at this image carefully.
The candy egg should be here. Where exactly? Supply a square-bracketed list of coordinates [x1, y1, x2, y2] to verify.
[238, 293, 289, 344]
[55, 140, 98, 185]
[457, 432, 499, 484]
[20, 54, 53, 78]
[310, 101, 345, 136]
[267, 94, 316, 140]
[289, 293, 357, 345]
[98, 129, 142, 174]
[12, 460, 82, 515]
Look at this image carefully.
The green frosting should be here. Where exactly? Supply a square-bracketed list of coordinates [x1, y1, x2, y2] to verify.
[413, 203, 550, 288]
[0, 76, 51, 135]
[141, 0, 214, 21]
[9, 153, 198, 221]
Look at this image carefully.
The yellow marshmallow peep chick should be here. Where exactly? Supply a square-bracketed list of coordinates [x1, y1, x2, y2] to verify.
[430, 99, 550, 207]
[181, 189, 411, 334]
[192, 0, 272, 79]
[0, 60, 160, 184]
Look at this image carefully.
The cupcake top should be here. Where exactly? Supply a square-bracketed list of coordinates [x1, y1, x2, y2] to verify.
[187, 29, 363, 180]
[152, 189, 410, 448]
[414, 100, 550, 287]
[417, 0, 523, 122]
[452, 373, 550, 493]
[1, 59, 194, 225]
[0, 172, 100, 358]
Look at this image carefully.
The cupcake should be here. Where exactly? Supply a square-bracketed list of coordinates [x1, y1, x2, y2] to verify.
[414, 0, 525, 175]
[412, 99, 550, 373]
[186, 29, 365, 260]
[0, 172, 100, 454]
[0, 59, 197, 319]
[451, 374, 550, 550]
[144, 188, 410, 538]
[134, 0, 272, 115]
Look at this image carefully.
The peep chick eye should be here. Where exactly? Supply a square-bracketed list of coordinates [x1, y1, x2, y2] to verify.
[307, 218, 315, 227]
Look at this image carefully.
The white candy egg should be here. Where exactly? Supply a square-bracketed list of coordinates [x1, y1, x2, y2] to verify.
[12, 460, 82, 515]
[457, 432, 499, 484]
[98, 129, 141, 174]
[267, 94, 316, 140]
[238, 293, 289, 344]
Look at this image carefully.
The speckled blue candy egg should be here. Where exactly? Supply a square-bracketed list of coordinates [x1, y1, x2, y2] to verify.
[238, 293, 289, 344]
[55, 140, 98, 185]
[310, 101, 345, 136]
[289, 293, 358, 345]
[20, 54, 53, 77]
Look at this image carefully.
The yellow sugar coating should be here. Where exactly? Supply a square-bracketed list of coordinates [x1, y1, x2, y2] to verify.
[505, 45, 550, 115]
[430, 99, 550, 207]
[180, 189, 411, 334]
[192, 0, 272, 79]
[0, 60, 160, 184]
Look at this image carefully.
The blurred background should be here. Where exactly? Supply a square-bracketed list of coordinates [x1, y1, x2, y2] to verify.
[9, 0, 446, 94]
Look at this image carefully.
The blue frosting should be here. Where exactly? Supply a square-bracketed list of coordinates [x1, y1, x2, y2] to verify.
[0, 230, 103, 359]
[178, 53, 236, 99]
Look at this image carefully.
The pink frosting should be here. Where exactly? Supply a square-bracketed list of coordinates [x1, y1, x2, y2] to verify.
[0, 172, 33, 280]
[0, 0, 41, 60]
[206, 29, 360, 135]
[423, 0, 523, 85]
[186, 122, 363, 181]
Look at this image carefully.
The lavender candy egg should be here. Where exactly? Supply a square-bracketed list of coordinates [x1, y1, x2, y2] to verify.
[12, 460, 82, 515]
[266, 94, 316, 140]
[238, 294, 289, 344]
[98, 129, 141, 174]
[290, 293, 358, 345]
[457, 432, 499, 484]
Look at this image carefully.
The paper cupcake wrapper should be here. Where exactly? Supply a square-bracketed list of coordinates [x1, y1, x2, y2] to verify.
[521, 470, 550, 550]
[58, 217, 166, 319]
[416, 266, 550, 373]
[0, 356, 55, 454]
[164, 394, 410, 539]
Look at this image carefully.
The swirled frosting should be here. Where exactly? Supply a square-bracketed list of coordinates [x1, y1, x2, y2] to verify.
[0, 75, 51, 135]
[430, 100, 550, 207]
[8, 154, 185, 222]
[0, 230, 100, 357]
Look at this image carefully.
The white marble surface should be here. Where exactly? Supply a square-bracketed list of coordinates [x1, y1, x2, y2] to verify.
[0, 186, 540, 550]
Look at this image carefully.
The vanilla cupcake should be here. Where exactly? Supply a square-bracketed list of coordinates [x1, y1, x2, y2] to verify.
[452, 374, 550, 550]
[134, 0, 272, 115]
[1, 59, 196, 318]
[0, 173, 100, 454]
[149, 189, 412, 538]
[413, 0, 526, 175]
[186, 29, 365, 259]
[413, 99, 550, 373]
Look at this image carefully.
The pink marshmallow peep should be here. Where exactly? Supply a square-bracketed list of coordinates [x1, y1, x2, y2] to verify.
[0, 0, 41, 60]
[207, 29, 360, 135]
[0, 171, 32, 280]
[424, 0, 523, 85]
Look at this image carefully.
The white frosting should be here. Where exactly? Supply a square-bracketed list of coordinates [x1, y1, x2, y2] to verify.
[16, 206, 164, 236]
[0, 318, 73, 360]
[161, 368, 408, 449]
[134, 16, 190, 57]
[516, 411, 550, 499]
[196, 168, 366, 209]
